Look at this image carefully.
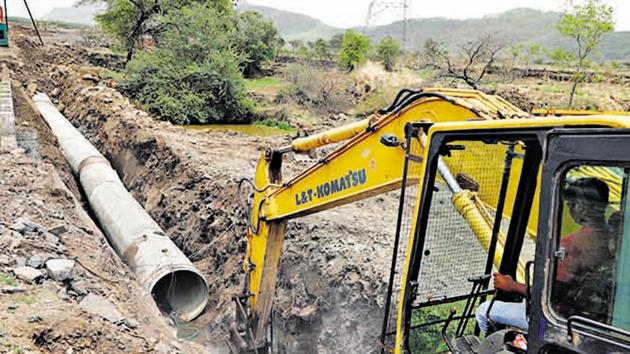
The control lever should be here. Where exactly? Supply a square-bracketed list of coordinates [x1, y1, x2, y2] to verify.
[442, 308, 457, 352]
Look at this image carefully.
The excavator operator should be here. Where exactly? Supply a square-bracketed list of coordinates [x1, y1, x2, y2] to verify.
[476, 177, 613, 334]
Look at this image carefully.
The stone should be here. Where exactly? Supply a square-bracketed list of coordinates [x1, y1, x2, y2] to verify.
[45, 259, 75, 282]
[0, 286, 24, 294]
[79, 294, 124, 322]
[27, 315, 42, 323]
[0, 255, 12, 266]
[81, 74, 100, 83]
[0, 230, 23, 250]
[26, 83, 38, 95]
[14, 256, 26, 267]
[9, 217, 40, 234]
[44, 232, 60, 245]
[51, 88, 62, 98]
[48, 225, 69, 237]
[121, 318, 139, 329]
[12, 266, 44, 283]
[26, 254, 45, 269]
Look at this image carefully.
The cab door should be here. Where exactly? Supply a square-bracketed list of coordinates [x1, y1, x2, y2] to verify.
[530, 129, 630, 353]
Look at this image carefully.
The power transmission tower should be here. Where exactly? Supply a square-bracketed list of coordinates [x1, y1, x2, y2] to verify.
[363, 0, 410, 50]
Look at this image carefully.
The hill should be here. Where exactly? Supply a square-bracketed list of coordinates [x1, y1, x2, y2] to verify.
[237, 1, 341, 41]
[38, 4, 630, 61]
[364, 8, 630, 60]
[40, 4, 104, 26]
[238, 5, 629, 61]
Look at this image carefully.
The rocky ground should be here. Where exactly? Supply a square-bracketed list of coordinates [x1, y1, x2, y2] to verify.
[0, 150, 207, 354]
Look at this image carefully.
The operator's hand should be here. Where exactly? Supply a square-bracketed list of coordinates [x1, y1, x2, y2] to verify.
[493, 272, 518, 293]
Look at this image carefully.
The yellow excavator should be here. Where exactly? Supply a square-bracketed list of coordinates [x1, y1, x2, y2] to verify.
[229, 88, 630, 353]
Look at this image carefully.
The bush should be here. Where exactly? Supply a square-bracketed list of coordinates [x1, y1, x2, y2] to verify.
[375, 36, 401, 71]
[338, 30, 371, 71]
[233, 11, 281, 77]
[280, 63, 354, 114]
[122, 4, 252, 124]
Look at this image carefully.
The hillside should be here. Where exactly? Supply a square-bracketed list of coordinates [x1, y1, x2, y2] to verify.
[40, 4, 104, 26]
[39, 4, 630, 60]
[364, 8, 630, 60]
[237, 1, 341, 41]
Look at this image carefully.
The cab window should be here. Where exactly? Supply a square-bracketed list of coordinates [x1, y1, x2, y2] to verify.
[551, 165, 630, 330]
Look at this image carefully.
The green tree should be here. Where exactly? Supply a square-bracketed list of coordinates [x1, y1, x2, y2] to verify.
[555, 0, 614, 107]
[122, 4, 251, 124]
[338, 30, 370, 71]
[375, 36, 401, 71]
[313, 38, 331, 60]
[288, 39, 304, 53]
[86, 0, 232, 61]
[233, 11, 281, 77]
[328, 33, 344, 53]
[525, 44, 543, 65]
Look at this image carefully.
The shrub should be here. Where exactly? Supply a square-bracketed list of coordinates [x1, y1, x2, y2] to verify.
[338, 30, 371, 71]
[233, 11, 282, 77]
[375, 36, 401, 71]
[122, 4, 252, 124]
[281, 63, 354, 114]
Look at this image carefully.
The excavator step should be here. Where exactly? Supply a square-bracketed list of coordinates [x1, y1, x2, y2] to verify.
[451, 335, 481, 354]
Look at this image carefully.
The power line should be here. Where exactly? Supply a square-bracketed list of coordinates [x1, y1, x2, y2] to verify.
[363, 0, 411, 50]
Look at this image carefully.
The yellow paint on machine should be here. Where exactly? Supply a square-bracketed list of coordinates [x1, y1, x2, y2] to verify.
[393, 115, 630, 352]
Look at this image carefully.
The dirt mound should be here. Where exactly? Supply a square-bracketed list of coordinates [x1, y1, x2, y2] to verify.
[0, 150, 206, 354]
[48, 64, 397, 352]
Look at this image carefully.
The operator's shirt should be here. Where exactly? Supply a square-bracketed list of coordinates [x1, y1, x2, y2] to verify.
[556, 226, 610, 283]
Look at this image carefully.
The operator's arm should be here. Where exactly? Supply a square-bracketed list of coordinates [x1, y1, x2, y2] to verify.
[494, 272, 527, 297]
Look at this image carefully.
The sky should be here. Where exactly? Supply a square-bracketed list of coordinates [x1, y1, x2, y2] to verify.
[5, 0, 630, 31]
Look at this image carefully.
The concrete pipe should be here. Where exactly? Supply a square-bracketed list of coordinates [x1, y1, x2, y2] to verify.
[33, 93, 209, 322]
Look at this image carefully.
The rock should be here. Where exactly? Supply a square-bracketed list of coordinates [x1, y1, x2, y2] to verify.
[79, 293, 124, 322]
[51, 88, 62, 98]
[65, 347, 74, 354]
[14, 256, 27, 267]
[45, 259, 75, 282]
[120, 318, 139, 329]
[81, 74, 100, 83]
[68, 280, 88, 296]
[44, 232, 60, 245]
[12, 266, 44, 283]
[0, 255, 12, 266]
[9, 217, 40, 234]
[0, 286, 25, 294]
[0, 230, 22, 250]
[26, 83, 38, 95]
[26, 254, 45, 269]
[48, 225, 68, 237]
[27, 315, 42, 323]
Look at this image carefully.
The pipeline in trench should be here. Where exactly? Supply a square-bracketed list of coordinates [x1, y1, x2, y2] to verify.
[32, 93, 209, 323]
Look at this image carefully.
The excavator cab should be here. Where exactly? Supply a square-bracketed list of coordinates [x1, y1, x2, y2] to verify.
[391, 123, 630, 353]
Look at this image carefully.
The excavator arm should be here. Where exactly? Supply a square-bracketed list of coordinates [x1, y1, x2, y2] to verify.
[230, 89, 529, 352]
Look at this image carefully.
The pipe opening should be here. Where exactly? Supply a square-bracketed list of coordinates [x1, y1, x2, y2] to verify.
[151, 270, 208, 322]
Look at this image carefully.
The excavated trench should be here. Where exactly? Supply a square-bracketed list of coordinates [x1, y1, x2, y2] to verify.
[49, 64, 399, 352]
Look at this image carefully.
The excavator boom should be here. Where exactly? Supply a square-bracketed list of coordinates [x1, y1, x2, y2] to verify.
[231, 88, 531, 351]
